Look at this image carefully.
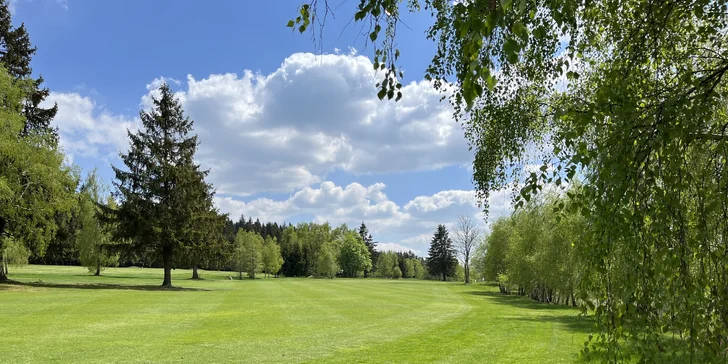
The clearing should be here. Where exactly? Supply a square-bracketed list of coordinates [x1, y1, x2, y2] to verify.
[0, 265, 590, 363]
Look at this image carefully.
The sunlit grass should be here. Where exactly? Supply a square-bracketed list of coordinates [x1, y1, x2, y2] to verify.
[0, 265, 590, 363]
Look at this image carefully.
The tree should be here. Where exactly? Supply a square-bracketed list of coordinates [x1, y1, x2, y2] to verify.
[262, 236, 283, 278]
[232, 230, 264, 279]
[76, 169, 119, 276]
[427, 225, 457, 281]
[293, 1, 728, 360]
[1, 237, 29, 274]
[0, 0, 58, 144]
[453, 215, 481, 284]
[338, 232, 371, 277]
[316, 241, 339, 279]
[358, 222, 378, 276]
[0, 67, 76, 281]
[411, 259, 425, 279]
[105, 84, 216, 287]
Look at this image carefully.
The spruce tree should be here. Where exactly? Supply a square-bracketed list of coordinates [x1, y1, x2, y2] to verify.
[0, 0, 58, 144]
[427, 225, 457, 281]
[358, 222, 378, 277]
[106, 84, 216, 287]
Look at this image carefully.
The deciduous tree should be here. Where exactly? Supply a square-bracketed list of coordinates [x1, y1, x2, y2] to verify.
[76, 169, 119, 276]
[338, 232, 371, 278]
[0, 67, 75, 281]
[453, 215, 480, 284]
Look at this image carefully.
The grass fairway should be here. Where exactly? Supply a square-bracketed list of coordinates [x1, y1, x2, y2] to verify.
[0, 265, 590, 363]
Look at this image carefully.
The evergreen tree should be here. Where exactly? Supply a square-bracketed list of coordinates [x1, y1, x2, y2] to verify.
[358, 222, 378, 277]
[427, 225, 457, 281]
[76, 169, 118, 276]
[0, 0, 58, 144]
[105, 84, 216, 287]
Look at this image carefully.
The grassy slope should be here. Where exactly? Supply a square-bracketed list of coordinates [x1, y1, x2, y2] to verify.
[0, 265, 590, 363]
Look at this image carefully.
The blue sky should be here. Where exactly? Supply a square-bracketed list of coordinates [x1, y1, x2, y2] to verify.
[15, 0, 513, 254]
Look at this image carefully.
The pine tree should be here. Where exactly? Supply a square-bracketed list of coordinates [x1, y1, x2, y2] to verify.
[0, 0, 58, 144]
[427, 225, 457, 281]
[358, 222, 378, 277]
[106, 84, 216, 287]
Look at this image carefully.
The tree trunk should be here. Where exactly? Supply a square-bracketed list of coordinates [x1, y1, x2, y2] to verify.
[192, 265, 200, 280]
[0, 254, 7, 282]
[94, 263, 101, 276]
[239, 270, 243, 280]
[162, 250, 173, 287]
[442, 273, 446, 281]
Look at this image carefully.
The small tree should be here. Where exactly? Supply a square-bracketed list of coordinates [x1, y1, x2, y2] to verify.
[316, 241, 339, 279]
[427, 225, 457, 281]
[232, 230, 263, 279]
[338, 232, 371, 277]
[262, 236, 283, 278]
[76, 169, 119, 276]
[412, 259, 425, 279]
[1, 237, 30, 275]
[453, 215, 481, 284]
[358, 222, 378, 277]
[392, 266, 402, 279]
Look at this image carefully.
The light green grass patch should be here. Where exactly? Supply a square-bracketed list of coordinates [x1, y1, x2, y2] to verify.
[0, 265, 591, 363]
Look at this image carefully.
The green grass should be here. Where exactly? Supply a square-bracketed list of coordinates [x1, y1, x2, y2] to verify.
[0, 265, 591, 363]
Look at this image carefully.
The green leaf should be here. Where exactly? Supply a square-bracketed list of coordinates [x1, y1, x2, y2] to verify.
[377, 88, 387, 100]
[286, 20, 295, 28]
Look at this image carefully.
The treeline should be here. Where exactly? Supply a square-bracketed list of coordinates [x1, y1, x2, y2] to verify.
[476, 192, 585, 306]
[0, 1, 465, 287]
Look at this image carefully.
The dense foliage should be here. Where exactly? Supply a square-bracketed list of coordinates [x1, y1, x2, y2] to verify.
[479, 193, 583, 306]
[294, 0, 728, 360]
[0, 66, 76, 281]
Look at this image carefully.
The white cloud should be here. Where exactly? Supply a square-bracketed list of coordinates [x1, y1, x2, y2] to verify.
[142, 52, 472, 196]
[44, 93, 140, 161]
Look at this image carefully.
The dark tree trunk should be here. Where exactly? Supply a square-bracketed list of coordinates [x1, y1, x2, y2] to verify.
[0, 256, 7, 282]
[442, 273, 446, 281]
[192, 265, 200, 280]
[239, 270, 243, 280]
[94, 263, 100, 276]
[162, 250, 173, 287]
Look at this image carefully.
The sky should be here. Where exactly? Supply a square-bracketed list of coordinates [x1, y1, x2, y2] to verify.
[14, 0, 516, 255]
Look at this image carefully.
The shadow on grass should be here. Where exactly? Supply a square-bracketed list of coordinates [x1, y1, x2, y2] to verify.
[468, 290, 579, 311]
[1, 280, 209, 292]
[467, 290, 594, 334]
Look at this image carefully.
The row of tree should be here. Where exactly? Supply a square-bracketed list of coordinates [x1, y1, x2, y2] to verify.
[476, 192, 584, 306]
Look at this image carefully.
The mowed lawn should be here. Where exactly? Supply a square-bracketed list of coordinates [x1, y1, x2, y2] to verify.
[0, 265, 591, 363]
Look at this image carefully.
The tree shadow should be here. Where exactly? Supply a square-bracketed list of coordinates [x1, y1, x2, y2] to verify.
[2, 280, 209, 292]
[468, 290, 581, 311]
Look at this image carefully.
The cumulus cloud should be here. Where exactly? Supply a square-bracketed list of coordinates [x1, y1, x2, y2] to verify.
[142, 52, 471, 196]
[45, 93, 140, 161]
